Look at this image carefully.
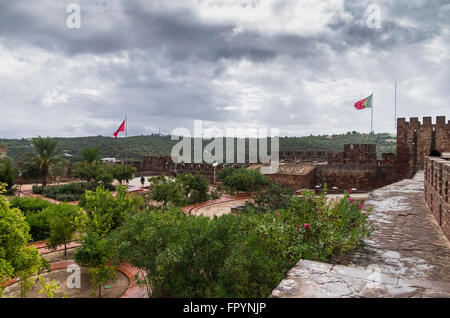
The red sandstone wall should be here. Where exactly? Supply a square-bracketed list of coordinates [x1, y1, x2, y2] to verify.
[424, 157, 450, 241]
[279, 150, 329, 162]
[266, 170, 316, 190]
[397, 116, 450, 179]
[315, 165, 397, 191]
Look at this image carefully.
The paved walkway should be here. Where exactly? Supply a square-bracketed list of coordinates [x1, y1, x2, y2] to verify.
[5, 240, 147, 298]
[271, 171, 450, 298]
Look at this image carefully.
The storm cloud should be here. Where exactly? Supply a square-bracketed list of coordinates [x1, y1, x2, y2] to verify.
[0, 0, 448, 138]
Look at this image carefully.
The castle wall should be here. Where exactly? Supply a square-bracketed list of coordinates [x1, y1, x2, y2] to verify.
[265, 169, 316, 190]
[424, 156, 450, 241]
[279, 150, 329, 162]
[316, 164, 397, 191]
[328, 144, 377, 165]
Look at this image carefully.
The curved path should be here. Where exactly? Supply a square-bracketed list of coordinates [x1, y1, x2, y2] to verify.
[5, 240, 147, 298]
[182, 193, 252, 216]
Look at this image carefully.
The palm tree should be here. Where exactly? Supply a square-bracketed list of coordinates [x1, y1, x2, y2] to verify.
[82, 147, 99, 165]
[23, 136, 63, 187]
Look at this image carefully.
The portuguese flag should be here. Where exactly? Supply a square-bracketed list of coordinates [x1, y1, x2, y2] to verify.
[354, 94, 373, 110]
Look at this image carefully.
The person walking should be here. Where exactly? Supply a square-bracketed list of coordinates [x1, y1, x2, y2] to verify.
[140, 176, 145, 187]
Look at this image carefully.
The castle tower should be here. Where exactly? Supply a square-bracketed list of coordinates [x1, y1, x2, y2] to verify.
[396, 116, 450, 178]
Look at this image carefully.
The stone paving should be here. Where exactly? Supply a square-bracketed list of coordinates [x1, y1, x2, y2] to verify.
[271, 171, 450, 298]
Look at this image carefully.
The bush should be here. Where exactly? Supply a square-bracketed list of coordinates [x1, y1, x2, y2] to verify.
[148, 176, 186, 206]
[0, 184, 48, 297]
[217, 166, 236, 181]
[176, 173, 209, 203]
[46, 204, 82, 255]
[111, 165, 136, 185]
[222, 168, 269, 193]
[9, 196, 52, 214]
[77, 185, 143, 237]
[0, 157, 17, 195]
[32, 183, 95, 202]
[9, 197, 54, 241]
[245, 183, 294, 213]
[110, 189, 372, 297]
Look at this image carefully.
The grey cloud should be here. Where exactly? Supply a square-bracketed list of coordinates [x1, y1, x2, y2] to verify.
[0, 0, 448, 139]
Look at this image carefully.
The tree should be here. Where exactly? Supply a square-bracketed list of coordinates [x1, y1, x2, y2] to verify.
[176, 173, 209, 203]
[73, 163, 114, 189]
[46, 204, 82, 256]
[77, 185, 143, 237]
[149, 176, 185, 206]
[48, 162, 68, 180]
[73, 233, 116, 298]
[20, 161, 42, 182]
[0, 183, 48, 297]
[0, 157, 17, 194]
[82, 148, 99, 165]
[23, 137, 64, 187]
[222, 168, 269, 193]
[111, 164, 136, 185]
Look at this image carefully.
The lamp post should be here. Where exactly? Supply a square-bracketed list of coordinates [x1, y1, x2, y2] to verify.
[213, 161, 218, 185]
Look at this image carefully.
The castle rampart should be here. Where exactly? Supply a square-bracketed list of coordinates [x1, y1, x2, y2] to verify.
[424, 156, 450, 241]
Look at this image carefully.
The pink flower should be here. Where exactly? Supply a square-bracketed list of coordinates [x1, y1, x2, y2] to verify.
[359, 204, 364, 210]
[348, 198, 354, 204]
[348, 189, 352, 194]
[304, 223, 311, 230]
[276, 213, 280, 218]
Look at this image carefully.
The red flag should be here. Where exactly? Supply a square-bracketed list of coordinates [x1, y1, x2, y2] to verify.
[113, 120, 125, 139]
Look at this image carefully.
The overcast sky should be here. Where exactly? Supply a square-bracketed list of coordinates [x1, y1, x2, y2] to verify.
[0, 0, 448, 139]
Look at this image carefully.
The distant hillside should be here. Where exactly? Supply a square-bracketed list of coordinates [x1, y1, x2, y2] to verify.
[0, 132, 396, 163]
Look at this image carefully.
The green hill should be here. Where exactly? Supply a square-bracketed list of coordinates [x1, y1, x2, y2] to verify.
[0, 132, 396, 163]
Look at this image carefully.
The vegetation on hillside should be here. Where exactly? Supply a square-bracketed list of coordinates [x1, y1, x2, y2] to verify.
[1, 132, 396, 163]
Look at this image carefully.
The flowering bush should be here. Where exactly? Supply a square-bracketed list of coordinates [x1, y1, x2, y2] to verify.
[110, 185, 372, 298]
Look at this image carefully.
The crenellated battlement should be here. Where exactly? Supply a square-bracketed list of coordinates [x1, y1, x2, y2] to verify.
[397, 116, 449, 129]
[397, 116, 450, 179]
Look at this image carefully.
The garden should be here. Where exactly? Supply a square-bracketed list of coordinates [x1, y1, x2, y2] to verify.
[0, 137, 372, 298]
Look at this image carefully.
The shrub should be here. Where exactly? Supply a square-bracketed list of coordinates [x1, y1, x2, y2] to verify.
[111, 165, 136, 185]
[32, 183, 92, 202]
[148, 176, 186, 206]
[77, 185, 143, 237]
[245, 183, 294, 213]
[217, 166, 236, 181]
[222, 168, 269, 193]
[46, 204, 82, 255]
[74, 233, 116, 298]
[9, 197, 52, 214]
[9, 197, 54, 241]
[0, 184, 49, 297]
[110, 189, 372, 298]
[176, 173, 209, 203]
[0, 157, 17, 195]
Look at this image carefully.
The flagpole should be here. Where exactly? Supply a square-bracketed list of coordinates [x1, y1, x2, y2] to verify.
[371, 93, 373, 134]
[125, 114, 128, 166]
[394, 81, 397, 132]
